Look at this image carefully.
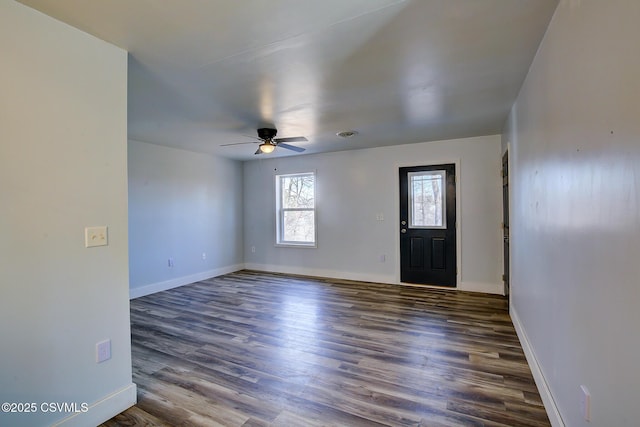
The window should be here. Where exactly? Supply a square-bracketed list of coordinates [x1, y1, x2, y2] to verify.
[408, 170, 446, 229]
[276, 172, 316, 246]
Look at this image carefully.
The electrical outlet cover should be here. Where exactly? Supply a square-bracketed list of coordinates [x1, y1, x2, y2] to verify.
[85, 226, 108, 248]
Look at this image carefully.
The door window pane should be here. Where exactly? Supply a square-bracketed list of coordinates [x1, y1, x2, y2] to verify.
[408, 170, 446, 228]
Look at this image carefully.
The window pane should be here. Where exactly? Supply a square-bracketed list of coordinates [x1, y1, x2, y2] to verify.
[281, 175, 314, 208]
[409, 171, 446, 228]
[283, 211, 315, 242]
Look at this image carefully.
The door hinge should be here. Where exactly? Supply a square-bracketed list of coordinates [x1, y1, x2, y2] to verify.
[502, 274, 507, 282]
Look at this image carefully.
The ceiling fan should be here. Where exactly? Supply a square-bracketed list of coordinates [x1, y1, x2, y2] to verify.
[221, 128, 307, 155]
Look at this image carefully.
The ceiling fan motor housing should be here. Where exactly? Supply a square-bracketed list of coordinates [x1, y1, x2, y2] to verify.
[257, 128, 277, 140]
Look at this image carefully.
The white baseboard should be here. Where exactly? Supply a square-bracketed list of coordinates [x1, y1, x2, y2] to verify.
[245, 264, 503, 295]
[52, 382, 136, 427]
[458, 281, 503, 295]
[244, 263, 396, 285]
[130, 264, 244, 299]
[511, 307, 565, 427]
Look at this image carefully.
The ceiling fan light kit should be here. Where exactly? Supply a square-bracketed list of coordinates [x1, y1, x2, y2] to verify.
[258, 142, 276, 154]
[222, 127, 308, 155]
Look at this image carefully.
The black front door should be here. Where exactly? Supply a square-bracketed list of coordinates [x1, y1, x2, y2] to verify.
[399, 164, 456, 287]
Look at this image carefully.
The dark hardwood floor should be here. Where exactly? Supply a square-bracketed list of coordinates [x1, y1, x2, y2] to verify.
[100, 270, 549, 426]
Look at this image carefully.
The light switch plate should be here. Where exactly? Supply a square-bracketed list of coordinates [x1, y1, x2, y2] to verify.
[96, 339, 111, 363]
[85, 226, 108, 248]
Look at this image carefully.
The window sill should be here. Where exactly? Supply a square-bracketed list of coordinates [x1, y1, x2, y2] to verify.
[275, 243, 317, 249]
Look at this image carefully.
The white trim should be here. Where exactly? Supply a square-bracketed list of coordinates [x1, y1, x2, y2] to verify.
[52, 383, 136, 427]
[244, 263, 395, 285]
[274, 243, 317, 249]
[398, 280, 502, 294]
[275, 171, 317, 247]
[458, 281, 503, 295]
[511, 307, 565, 427]
[129, 264, 244, 299]
[245, 263, 502, 295]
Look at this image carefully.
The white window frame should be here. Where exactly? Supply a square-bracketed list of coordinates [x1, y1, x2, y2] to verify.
[275, 172, 317, 247]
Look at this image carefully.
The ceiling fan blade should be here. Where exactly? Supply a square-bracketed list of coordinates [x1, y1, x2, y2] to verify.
[274, 136, 307, 143]
[220, 141, 257, 147]
[278, 143, 306, 153]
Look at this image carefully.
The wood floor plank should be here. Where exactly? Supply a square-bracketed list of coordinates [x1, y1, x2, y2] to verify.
[102, 270, 550, 426]
[99, 405, 172, 427]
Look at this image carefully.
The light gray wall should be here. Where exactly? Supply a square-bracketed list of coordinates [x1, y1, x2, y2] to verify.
[244, 135, 503, 293]
[0, 2, 135, 426]
[504, 1, 640, 425]
[128, 140, 244, 298]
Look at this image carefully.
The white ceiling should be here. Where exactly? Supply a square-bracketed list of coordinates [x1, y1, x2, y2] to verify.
[19, 0, 558, 161]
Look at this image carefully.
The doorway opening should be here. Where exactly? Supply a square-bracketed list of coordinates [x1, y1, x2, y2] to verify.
[502, 151, 510, 297]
